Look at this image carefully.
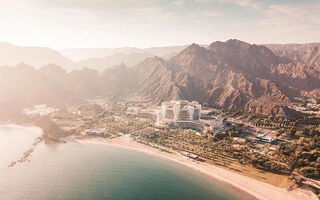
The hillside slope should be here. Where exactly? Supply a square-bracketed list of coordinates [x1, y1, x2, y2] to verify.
[1, 40, 320, 118]
[132, 40, 320, 117]
[266, 43, 320, 72]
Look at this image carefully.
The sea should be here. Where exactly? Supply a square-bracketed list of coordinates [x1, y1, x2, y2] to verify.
[0, 125, 256, 200]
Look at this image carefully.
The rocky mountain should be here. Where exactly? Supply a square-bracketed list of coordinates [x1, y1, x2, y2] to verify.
[76, 52, 154, 71]
[59, 45, 188, 62]
[0, 43, 187, 72]
[265, 43, 320, 72]
[1, 39, 320, 118]
[0, 42, 74, 71]
[99, 63, 138, 99]
[0, 63, 134, 119]
[131, 40, 320, 117]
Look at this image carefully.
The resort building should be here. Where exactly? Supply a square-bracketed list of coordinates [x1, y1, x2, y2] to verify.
[23, 104, 59, 116]
[158, 100, 223, 134]
[161, 100, 201, 122]
[161, 102, 175, 119]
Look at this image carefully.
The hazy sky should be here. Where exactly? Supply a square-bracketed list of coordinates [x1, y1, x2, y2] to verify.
[0, 0, 319, 49]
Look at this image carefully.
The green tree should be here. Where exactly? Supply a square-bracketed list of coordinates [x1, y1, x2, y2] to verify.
[290, 128, 296, 137]
[303, 127, 310, 136]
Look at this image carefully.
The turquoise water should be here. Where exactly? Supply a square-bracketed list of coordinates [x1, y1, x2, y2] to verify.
[0, 126, 256, 200]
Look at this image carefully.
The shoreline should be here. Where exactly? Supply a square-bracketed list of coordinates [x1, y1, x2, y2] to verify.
[0, 123, 43, 135]
[77, 137, 318, 200]
[1, 124, 44, 168]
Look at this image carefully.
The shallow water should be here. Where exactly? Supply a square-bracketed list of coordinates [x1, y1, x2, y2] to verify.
[0, 125, 256, 200]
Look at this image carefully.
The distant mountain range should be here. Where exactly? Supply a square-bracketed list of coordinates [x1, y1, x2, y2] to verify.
[58, 45, 188, 62]
[76, 52, 155, 70]
[1, 39, 320, 119]
[0, 42, 74, 71]
[265, 43, 320, 72]
[0, 42, 188, 71]
[2, 42, 320, 73]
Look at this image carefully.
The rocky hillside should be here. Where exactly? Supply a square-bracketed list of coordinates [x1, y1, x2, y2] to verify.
[266, 43, 320, 72]
[132, 40, 320, 117]
[1, 39, 319, 118]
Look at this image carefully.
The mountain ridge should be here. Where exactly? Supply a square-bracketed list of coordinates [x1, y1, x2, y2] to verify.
[0, 42, 74, 71]
[265, 43, 320, 72]
[1, 39, 320, 119]
[130, 40, 320, 117]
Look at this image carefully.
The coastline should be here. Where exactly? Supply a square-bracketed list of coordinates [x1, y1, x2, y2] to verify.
[0, 124, 44, 168]
[77, 137, 318, 200]
[0, 123, 43, 135]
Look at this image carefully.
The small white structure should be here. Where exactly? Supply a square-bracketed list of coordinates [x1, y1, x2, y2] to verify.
[307, 98, 318, 104]
[84, 129, 105, 135]
[255, 134, 275, 143]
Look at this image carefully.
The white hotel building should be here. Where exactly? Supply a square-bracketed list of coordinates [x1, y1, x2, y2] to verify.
[161, 100, 201, 122]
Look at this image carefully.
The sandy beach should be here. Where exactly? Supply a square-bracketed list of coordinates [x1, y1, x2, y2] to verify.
[77, 137, 318, 200]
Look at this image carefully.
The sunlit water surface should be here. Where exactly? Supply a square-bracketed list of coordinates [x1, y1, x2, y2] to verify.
[0, 125, 256, 200]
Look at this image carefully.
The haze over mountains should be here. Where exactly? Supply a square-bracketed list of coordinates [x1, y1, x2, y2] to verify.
[1, 39, 320, 119]
[62, 45, 189, 70]
[0, 42, 74, 71]
[76, 52, 156, 71]
[266, 43, 320, 72]
[3, 41, 320, 74]
[59, 45, 188, 62]
[0, 42, 188, 71]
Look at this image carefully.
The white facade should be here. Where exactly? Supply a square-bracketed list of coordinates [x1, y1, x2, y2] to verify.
[161, 100, 201, 122]
[23, 104, 59, 116]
